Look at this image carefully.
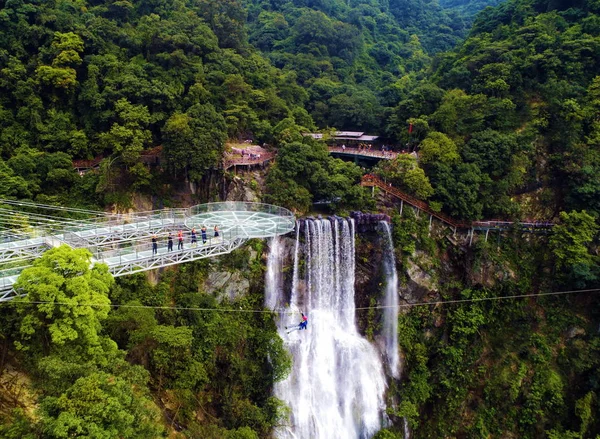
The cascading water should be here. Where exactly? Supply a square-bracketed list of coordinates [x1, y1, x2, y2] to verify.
[265, 235, 283, 311]
[269, 218, 386, 439]
[380, 221, 400, 379]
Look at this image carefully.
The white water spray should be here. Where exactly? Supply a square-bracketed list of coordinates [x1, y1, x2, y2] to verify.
[265, 235, 283, 311]
[380, 221, 400, 378]
[270, 218, 386, 439]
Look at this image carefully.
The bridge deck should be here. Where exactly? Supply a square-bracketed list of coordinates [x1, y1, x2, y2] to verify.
[0, 202, 295, 302]
[361, 174, 554, 232]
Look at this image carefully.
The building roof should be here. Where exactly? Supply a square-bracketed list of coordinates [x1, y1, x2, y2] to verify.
[140, 145, 163, 157]
[333, 135, 379, 141]
[72, 156, 103, 169]
[302, 132, 379, 142]
[335, 131, 364, 137]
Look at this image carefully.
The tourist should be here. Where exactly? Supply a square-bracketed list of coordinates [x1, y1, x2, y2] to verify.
[152, 235, 158, 255]
[201, 226, 207, 244]
[214, 225, 219, 238]
[167, 232, 173, 252]
[177, 230, 184, 250]
[191, 228, 197, 246]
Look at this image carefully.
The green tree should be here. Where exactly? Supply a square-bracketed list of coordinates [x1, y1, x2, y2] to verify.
[40, 371, 163, 439]
[377, 154, 433, 199]
[162, 104, 227, 182]
[549, 210, 599, 286]
[99, 99, 152, 166]
[429, 162, 484, 219]
[13, 245, 114, 357]
[462, 129, 517, 177]
[418, 131, 460, 165]
[36, 32, 84, 91]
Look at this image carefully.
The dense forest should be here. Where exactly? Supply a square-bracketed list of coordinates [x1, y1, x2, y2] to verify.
[1, 0, 600, 437]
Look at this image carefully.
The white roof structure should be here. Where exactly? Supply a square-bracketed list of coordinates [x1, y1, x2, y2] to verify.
[303, 131, 379, 142]
[335, 131, 364, 137]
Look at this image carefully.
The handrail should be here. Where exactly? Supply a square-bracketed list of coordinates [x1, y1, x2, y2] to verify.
[223, 151, 276, 170]
[328, 146, 399, 160]
[361, 174, 464, 228]
[361, 174, 554, 231]
[0, 202, 296, 298]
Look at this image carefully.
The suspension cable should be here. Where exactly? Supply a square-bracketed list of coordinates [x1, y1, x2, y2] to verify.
[3, 287, 600, 312]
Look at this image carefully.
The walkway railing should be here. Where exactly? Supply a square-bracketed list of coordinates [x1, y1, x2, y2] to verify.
[223, 152, 276, 170]
[328, 146, 399, 160]
[0, 202, 296, 301]
[362, 174, 464, 228]
[361, 174, 554, 232]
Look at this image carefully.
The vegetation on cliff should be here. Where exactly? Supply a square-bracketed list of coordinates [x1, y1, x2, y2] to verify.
[1, 0, 600, 438]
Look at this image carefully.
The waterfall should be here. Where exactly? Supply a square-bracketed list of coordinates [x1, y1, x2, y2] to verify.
[271, 218, 386, 439]
[265, 235, 283, 310]
[380, 221, 400, 378]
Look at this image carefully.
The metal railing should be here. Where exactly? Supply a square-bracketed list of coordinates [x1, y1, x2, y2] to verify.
[0, 201, 296, 300]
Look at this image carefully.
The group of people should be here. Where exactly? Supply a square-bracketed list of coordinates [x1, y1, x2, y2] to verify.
[240, 149, 261, 160]
[151, 226, 220, 254]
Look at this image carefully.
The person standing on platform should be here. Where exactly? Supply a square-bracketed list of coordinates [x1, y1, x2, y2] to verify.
[178, 230, 184, 250]
[201, 226, 207, 244]
[152, 235, 158, 255]
[167, 232, 173, 252]
[191, 228, 197, 247]
[214, 225, 219, 238]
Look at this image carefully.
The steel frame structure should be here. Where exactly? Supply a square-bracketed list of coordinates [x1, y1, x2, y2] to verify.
[0, 202, 296, 302]
[109, 237, 246, 277]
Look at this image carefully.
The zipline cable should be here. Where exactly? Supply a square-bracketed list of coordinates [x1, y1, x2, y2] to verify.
[2, 287, 600, 312]
[0, 199, 108, 216]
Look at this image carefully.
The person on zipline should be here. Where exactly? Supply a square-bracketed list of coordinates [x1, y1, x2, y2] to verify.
[299, 312, 308, 330]
[286, 312, 308, 333]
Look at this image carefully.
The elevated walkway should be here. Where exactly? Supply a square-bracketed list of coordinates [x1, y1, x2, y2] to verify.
[328, 146, 399, 161]
[361, 174, 554, 236]
[0, 202, 295, 302]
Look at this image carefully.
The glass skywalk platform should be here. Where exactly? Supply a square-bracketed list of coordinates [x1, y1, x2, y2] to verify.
[0, 202, 295, 302]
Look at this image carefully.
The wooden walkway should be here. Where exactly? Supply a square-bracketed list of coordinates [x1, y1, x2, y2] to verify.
[328, 146, 399, 160]
[361, 174, 554, 234]
[223, 151, 276, 170]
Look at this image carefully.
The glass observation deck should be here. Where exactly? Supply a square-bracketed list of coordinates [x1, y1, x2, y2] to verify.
[0, 202, 295, 302]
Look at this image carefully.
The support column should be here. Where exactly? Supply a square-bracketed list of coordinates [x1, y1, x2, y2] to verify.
[485, 229, 489, 242]
[371, 186, 375, 198]
[469, 227, 474, 246]
[429, 215, 433, 230]
[400, 200, 404, 216]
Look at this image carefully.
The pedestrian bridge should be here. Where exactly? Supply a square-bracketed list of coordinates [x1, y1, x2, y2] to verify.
[0, 201, 295, 302]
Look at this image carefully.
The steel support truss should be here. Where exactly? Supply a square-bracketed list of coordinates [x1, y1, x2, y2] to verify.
[0, 241, 50, 263]
[62, 222, 186, 247]
[108, 238, 246, 277]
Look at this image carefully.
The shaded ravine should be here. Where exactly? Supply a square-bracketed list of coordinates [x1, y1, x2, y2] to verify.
[267, 218, 386, 439]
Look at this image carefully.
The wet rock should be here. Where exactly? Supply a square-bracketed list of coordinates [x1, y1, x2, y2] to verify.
[566, 326, 585, 339]
[204, 271, 250, 302]
[225, 176, 260, 202]
[406, 253, 438, 293]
